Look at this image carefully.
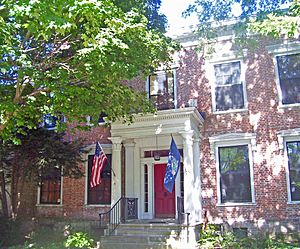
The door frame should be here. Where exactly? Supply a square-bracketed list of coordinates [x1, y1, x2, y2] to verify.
[140, 157, 182, 220]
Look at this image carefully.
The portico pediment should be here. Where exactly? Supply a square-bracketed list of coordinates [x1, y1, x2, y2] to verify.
[111, 107, 204, 139]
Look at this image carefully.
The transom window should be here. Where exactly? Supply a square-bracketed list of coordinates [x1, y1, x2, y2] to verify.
[218, 145, 252, 203]
[87, 154, 112, 205]
[148, 71, 175, 110]
[213, 61, 245, 112]
[40, 167, 61, 204]
[276, 53, 300, 105]
[286, 141, 300, 202]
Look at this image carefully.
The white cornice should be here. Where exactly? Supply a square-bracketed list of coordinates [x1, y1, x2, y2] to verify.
[111, 107, 204, 139]
[277, 128, 300, 151]
[266, 41, 300, 55]
[209, 132, 257, 157]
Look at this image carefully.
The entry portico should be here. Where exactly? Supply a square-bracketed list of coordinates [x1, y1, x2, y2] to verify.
[109, 107, 204, 224]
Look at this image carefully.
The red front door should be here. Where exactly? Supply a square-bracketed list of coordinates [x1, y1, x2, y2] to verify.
[154, 163, 175, 218]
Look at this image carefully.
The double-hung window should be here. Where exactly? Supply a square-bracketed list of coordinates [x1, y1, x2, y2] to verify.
[213, 61, 245, 112]
[286, 141, 300, 202]
[148, 71, 175, 110]
[39, 167, 62, 205]
[210, 133, 256, 205]
[277, 129, 300, 203]
[218, 145, 252, 203]
[87, 154, 112, 205]
[276, 53, 300, 105]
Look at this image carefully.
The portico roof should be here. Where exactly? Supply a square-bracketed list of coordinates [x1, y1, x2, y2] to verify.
[110, 107, 204, 139]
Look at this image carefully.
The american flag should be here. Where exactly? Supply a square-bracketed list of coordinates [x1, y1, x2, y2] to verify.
[90, 142, 107, 188]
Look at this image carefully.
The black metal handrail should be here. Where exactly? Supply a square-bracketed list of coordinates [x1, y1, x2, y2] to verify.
[99, 197, 138, 235]
[99, 197, 125, 235]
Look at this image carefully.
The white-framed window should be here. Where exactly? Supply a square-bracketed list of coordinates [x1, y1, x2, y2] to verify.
[146, 69, 177, 110]
[277, 128, 300, 203]
[267, 42, 300, 107]
[207, 49, 248, 113]
[276, 53, 300, 105]
[212, 60, 246, 112]
[84, 144, 112, 206]
[37, 167, 63, 205]
[209, 133, 256, 205]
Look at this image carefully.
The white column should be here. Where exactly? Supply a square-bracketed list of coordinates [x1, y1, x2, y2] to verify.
[109, 136, 122, 206]
[180, 131, 195, 224]
[123, 141, 135, 198]
[193, 137, 202, 223]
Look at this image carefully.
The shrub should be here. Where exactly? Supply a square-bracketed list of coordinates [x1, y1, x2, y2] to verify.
[198, 225, 299, 249]
[64, 232, 94, 249]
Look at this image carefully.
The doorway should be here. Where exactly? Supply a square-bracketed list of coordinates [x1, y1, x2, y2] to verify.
[154, 163, 175, 218]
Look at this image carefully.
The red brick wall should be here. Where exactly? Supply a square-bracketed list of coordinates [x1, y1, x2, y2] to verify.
[18, 37, 300, 231]
[174, 40, 300, 228]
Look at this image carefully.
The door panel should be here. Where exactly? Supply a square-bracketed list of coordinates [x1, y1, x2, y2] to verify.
[154, 163, 175, 218]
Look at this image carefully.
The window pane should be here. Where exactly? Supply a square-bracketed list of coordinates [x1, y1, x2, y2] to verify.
[149, 71, 175, 110]
[40, 168, 61, 204]
[218, 145, 252, 203]
[87, 154, 112, 205]
[277, 54, 300, 104]
[215, 84, 244, 111]
[214, 62, 241, 86]
[214, 62, 244, 111]
[287, 142, 300, 202]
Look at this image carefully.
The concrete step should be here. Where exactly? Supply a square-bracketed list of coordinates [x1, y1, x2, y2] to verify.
[99, 222, 199, 249]
[101, 234, 170, 243]
[98, 241, 172, 249]
[113, 227, 182, 236]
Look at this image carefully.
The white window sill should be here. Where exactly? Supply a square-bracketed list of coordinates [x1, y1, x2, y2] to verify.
[36, 204, 63, 207]
[278, 103, 300, 110]
[287, 201, 300, 205]
[213, 108, 248, 115]
[217, 202, 256, 207]
[85, 204, 111, 208]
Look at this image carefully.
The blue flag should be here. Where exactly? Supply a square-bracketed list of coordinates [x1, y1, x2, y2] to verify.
[164, 137, 181, 193]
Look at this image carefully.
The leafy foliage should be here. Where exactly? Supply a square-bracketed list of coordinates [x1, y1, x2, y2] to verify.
[0, 0, 177, 143]
[64, 232, 94, 249]
[115, 0, 167, 32]
[184, 0, 292, 23]
[0, 128, 86, 217]
[1, 128, 85, 183]
[198, 224, 299, 249]
[248, 0, 300, 38]
[183, 0, 297, 53]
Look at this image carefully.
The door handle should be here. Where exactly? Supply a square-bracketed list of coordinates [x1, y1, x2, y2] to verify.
[164, 192, 167, 197]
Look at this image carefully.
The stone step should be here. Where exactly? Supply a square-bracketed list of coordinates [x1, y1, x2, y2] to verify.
[99, 241, 172, 249]
[102, 234, 171, 243]
[99, 222, 200, 249]
[109, 223, 186, 230]
[113, 226, 183, 234]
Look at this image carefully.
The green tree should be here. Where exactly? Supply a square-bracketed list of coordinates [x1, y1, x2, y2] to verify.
[115, 0, 167, 32]
[0, 0, 177, 144]
[248, 0, 300, 38]
[0, 129, 86, 218]
[184, 0, 299, 42]
[184, 0, 292, 23]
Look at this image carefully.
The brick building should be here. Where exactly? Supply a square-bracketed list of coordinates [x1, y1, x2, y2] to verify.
[18, 28, 300, 237]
